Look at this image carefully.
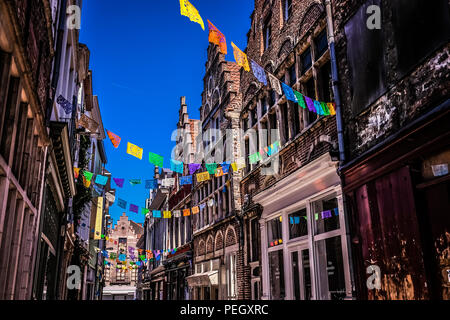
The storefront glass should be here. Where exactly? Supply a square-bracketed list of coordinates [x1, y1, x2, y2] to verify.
[268, 250, 285, 300]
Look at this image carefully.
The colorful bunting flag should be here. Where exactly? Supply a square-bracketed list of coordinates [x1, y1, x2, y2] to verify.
[95, 174, 108, 186]
[249, 152, 262, 164]
[163, 211, 172, 219]
[215, 167, 225, 177]
[205, 163, 218, 175]
[207, 20, 227, 54]
[189, 163, 202, 175]
[78, 114, 99, 133]
[304, 96, 315, 112]
[83, 176, 91, 188]
[83, 171, 94, 181]
[113, 178, 125, 188]
[57, 95, 74, 114]
[196, 171, 210, 182]
[327, 102, 336, 116]
[118, 198, 127, 209]
[199, 203, 206, 210]
[74, 167, 80, 179]
[173, 210, 181, 218]
[129, 204, 139, 213]
[293, 91, 307, 109]
[192, 206, 199, 214]
[180, 175, 193, 186]
[170, 159, 184, 174]
[179, 0, 205, 30]
[268, 73, 282, 95]
[231, 42, 250, 72]
[208, 198, 215, 207]
[127, 142, 143, 160]
[106, 130, 121, 148]
[231, 158, 246, 171]
[142, 208, 150, 215]
[314, 100, 324, 115]
[281, 82, 298, 102]
[149, 152, 164, 167]
[221, 162, 231, 174]
[183, 208, 191, 217]
[152, 210, 162, 218]
[145, 179, 157, 189]
[320, 102, 330, 116]
[161, 178, 175, 187]
[129, 179, 142, 186]
[250, 60, 267, 86]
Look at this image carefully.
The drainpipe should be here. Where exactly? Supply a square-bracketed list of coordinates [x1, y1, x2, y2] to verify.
[46, 0, 68, 125]
[325, 0, 356, 299]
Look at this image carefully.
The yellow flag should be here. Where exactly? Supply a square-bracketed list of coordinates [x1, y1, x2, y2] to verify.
[127, 142, 143, 160]
[179, 0, 205, 30]
[231, 42, 250, 72]
[163, 211, 172, 219]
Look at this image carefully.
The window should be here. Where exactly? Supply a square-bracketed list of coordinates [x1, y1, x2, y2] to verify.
[261, 97, 268, 116]
[289, 64, 297, 86]
[315, 30, 328, 59]
[312, 197, 339, 235]
[250, 218, 260, 262]
[267, 216, 283, 247]
[268, 250, 285, 300]
[263, 16, 272, 51]
[227, 253, 237, 299]
[243, 117, 248, 132]
[250, 108, 257, 126]
[300, 47, 312, 74]
[282, 0, 292, 22]
[305, 78, 318, 125]
[289, 208, 308, 239]
[281, 103, 289, 142]
[269, 89, 276, 107]
[315, 236, 346, 300]
[318, 61, 333, 102]
[291, 102, 300, 136]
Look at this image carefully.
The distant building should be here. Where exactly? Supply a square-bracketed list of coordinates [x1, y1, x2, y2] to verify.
[103, 213, 143, 300]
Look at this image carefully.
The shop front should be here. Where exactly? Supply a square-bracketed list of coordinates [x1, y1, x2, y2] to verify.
[164, 245, 192, 300]
[150, 265, 166, 300]
[186, 258, 221, 300]
[256, 153, 353, 300]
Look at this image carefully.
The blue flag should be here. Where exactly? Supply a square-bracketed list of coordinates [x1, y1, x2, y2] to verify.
[170, 159, 184, 174]
[250, 60, 267, 86]
[152, 210, 162, 218]
[118, 198, 127, 209]
[145, 179, 157, 189]
[180, 175, 193, 186]
[221, 162, 231, 174]
[95, 174, 108, 186]
[281, 82, 298, 103]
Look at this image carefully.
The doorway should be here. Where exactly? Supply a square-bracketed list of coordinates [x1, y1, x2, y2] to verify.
[290, 246, 312, 300]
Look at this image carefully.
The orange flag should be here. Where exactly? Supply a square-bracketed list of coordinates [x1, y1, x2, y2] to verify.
[207, 20, 227, 54]
[107, 130, 121, 148]
[74, 167, 80, 179]
[231, 42, 250, 72]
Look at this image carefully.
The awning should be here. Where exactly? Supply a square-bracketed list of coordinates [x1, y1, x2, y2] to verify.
[186, 271, 218, 287]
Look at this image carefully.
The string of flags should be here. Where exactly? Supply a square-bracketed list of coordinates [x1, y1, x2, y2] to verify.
[177, 0, 337, 116]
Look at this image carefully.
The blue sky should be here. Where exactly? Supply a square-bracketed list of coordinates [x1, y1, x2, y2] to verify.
[79, 1, 254, 227]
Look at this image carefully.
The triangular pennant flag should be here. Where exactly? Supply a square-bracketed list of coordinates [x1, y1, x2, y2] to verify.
[207, 20, 227, 54]
[127, 142, 143, 160]
[281, 82, 298, 102]
[250, 60, 267, 86]
[179, 0, 205, 30]
[231, 42, 250, 72]
[268, 73, 282, 95]
[106, 130, 121, 148]
[113, 178, 125, 188]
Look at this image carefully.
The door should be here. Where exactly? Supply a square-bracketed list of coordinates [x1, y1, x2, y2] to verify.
[290, 246, 312, 300]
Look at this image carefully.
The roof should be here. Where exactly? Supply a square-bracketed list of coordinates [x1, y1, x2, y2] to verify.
[130, 220, 144, 236]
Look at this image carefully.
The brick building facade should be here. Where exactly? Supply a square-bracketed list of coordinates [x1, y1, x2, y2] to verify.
[239, 0, 352, 300]
[333, 0, 450, 300]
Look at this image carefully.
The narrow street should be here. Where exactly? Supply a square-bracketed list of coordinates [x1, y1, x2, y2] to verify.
[0, 0, 448, 308]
